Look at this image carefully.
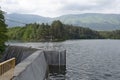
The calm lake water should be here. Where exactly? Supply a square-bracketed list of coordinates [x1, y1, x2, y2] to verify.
[8, 40, 120, 80]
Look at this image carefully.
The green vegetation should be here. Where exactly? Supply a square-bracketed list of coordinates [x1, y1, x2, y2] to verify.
[6, 13, 120, 30]
[0, 9, 8, 54]
[55, 13, 120, 30]
[7, 20, 101, 42]
[99, 30, 120, 39]
[7, 20, 120, 42]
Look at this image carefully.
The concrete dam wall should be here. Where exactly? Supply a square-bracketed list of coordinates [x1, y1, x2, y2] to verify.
[1, 46, 66, 80]
[13, 51, 47, 80]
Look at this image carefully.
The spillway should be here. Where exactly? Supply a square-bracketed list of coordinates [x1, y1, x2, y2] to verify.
[1, 46, 66, 80]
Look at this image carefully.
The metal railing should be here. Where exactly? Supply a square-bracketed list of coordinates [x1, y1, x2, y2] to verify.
[0, 58, 15, 80]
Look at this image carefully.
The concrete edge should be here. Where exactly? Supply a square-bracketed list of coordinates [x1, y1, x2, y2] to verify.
[13, 50, 43, 77]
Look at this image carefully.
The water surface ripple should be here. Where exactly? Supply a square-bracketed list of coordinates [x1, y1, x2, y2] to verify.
[9, 40, 120, 80]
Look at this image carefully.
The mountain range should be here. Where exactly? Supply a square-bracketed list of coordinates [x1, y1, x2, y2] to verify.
[5, 13, 120, 31]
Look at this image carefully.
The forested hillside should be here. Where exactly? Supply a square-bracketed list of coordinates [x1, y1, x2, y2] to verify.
[7, 20, 101, 42]
[6, 13, 120, 30]
[5, 13, 51, 27]
[99, 30, 120, 39]
[55, 13, 120, 30]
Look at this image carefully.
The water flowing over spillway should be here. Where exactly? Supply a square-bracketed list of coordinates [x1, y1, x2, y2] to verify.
[1, 46, 37, 64]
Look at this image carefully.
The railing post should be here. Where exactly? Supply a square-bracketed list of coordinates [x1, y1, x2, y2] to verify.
[0, 58, 15, 80]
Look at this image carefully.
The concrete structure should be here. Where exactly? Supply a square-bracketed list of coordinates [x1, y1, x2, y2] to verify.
[13, 51, 47, 80]
[1, 46, 66, 80]
[44, 50, 66, 74]
[44, 50, 66, 65]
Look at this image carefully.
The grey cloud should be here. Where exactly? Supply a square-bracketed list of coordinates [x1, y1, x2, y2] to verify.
[0, 0, 120, 17]
[60, 0, 116, 12]
[5, 0, 18, 5]
[61, 3, 96, 11]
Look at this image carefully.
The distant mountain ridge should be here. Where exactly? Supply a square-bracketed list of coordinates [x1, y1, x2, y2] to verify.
[5, 13, 120, 30]
[5, 13, 51, 27]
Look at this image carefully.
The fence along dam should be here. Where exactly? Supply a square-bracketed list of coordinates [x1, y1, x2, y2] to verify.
[0, 46, 66, 80]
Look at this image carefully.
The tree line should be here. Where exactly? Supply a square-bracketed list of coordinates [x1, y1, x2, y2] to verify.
[7, 20, 102, 42]
[99, 30, 120, 39]
[7, 20, 120, 42]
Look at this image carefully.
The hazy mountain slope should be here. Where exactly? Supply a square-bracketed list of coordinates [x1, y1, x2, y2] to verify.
[5, 13, 51, 27]
[54, 13, 120, 30]
[5, 13, 120, 30]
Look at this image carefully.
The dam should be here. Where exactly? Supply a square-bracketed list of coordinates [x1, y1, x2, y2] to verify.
[0, 46, 66, 80]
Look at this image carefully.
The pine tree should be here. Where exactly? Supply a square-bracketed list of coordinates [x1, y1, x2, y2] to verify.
[0, 9, 7, 53]
[51, 20, 64, 40]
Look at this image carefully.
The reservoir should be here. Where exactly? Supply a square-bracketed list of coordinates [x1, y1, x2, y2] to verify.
[8, 40, 120, 80]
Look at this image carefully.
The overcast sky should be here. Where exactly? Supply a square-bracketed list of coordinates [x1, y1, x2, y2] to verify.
[0, 0, 120, 17]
